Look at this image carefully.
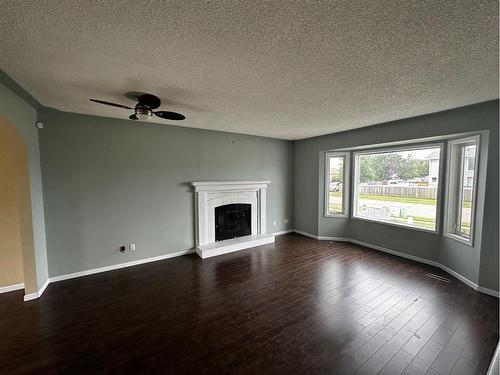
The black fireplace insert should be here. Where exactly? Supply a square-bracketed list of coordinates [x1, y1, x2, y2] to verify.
[215, 204, 251, 241]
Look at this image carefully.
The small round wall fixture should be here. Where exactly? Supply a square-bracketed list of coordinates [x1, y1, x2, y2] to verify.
[35, 121, 44, 129]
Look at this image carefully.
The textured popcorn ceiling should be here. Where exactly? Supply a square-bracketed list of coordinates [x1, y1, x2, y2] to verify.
[0, 1, 497, 140]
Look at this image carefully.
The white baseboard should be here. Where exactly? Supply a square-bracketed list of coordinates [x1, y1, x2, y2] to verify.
[47, 233, 288, 284]
[348, 238, 440, 269]
[318, 235, 351, 241]
[293, 229, 320, 239]
[293, 229, 499, 298]
[50, 249, 195, 283]
[294, 229, 349, 242]
[20, 233, 287, 301]
[24, 278, 50, 301]
[22, 249, 194, 301]
[24, 292, 38, 301]
[0, 283, 24, 294]
[271, 229, 294, 236]
[437, 262, 479, 291]
[476, 285, 500, 298]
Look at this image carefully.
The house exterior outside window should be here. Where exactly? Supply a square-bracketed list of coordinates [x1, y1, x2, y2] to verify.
[425, 149, 440, 186]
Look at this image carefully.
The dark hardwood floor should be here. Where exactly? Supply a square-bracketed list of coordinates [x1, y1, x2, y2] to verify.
[0, 233, 498, 374]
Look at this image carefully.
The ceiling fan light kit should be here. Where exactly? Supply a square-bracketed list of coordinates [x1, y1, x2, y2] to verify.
[90, 93, 185, 122]
[133, 107, 153, 121]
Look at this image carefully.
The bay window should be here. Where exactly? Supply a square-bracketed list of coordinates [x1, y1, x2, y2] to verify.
[323, 134, 483, 242]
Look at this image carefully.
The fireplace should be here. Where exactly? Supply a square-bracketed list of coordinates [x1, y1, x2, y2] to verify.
[215, 203, 251, 241]
[191, 181, 275, 258]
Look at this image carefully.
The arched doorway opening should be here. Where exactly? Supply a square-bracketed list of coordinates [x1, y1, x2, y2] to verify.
[0, 114, 38, 297]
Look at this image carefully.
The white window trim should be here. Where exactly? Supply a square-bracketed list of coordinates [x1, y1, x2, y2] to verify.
[324, 151, 350, 218]
[351, 143, 444, 233]
[443, 135, 480, 246]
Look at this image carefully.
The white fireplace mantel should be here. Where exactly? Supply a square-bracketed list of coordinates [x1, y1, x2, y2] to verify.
[191, 180, 274, 258]
[192, 180, 271, 192]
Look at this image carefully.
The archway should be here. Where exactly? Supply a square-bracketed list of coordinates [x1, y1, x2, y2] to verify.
[0, 114, 38, 296]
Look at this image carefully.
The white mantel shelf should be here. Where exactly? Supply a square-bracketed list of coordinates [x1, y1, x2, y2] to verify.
[192, 181, 271, 191]
[191, 180, 273, 258]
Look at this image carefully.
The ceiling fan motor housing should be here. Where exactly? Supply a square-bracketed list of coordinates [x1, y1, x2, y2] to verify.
[135, 106, 153, 120]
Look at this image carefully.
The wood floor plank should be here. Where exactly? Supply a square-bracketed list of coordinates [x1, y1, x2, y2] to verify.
[379, 349, 414, 375]
[402, 308, 450, 357]
[356, 327, 414, 374]
[430, 321, 470, 374]
[449, 356, 478, 375]
[404, 339, 444, 375]
[339, 334, 388, 374]
[429, 313, 462, 345]
[377, 297, 429, 340]
[356, 289, 412, 328]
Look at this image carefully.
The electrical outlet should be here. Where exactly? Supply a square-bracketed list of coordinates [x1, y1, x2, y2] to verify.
[119, 245, 126, 253]
[273, 220, 277, 226]
[284, 218, 289, 224]
[130, 243, 136, 251]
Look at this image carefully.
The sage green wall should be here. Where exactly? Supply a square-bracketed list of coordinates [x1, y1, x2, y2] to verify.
[0, 77, 49, 291]
[294, 101, 499, 292]
[38, 108, 294, 277]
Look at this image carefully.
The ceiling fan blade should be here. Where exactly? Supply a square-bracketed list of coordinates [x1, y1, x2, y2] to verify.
[154, 111, 186, 120]
[138, 94, 161, 110]
[129, 114, 138, 120]
[90, 99, 133, 110]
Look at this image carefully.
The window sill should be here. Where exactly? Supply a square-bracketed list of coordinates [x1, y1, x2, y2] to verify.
[443, 232, 474, 247]
[351, 215, 439, 234]
[324, 213, 349, 218]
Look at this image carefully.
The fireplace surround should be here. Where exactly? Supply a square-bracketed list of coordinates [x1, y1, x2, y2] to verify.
[191, 181, 275, 258]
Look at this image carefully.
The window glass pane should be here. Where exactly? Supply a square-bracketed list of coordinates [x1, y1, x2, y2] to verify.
[354, 147, 440, 230]
[466, 156, 475, 171]
[458, 145, 476, 237]
[327, 156, 344, 214]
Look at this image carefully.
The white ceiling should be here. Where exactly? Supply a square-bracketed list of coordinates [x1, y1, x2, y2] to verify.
[0, 1, 497, 140]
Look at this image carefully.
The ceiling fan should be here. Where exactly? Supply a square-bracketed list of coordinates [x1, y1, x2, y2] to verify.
[90, 93, 185, 121]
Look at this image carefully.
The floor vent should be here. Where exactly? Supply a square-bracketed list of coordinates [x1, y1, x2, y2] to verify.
[425, 273, 450, 283]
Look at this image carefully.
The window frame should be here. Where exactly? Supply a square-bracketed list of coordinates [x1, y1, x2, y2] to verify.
[443, 135, 481, 246]
[351, 142, 444, 233]
[324, 151, 350, 218]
